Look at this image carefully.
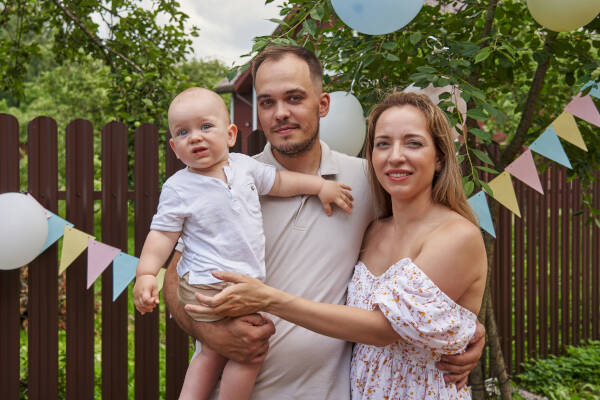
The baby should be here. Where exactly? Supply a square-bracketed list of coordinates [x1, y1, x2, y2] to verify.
[133, 87, 353, 400]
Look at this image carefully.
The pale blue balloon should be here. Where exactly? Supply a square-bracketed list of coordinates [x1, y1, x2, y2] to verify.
[332, 0, 425, 35]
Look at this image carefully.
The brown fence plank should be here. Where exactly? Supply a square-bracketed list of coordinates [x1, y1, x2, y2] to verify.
[549, 166, 559, 354]
[27, 116, 59, 400]
[572, 181, 581, 345]
[497, 206, 512, 370]
[134, 124, 160, 400]
[164, 131, 188, 400]
[101, 122, 130, 400]
[65, 119, 95, 400]
[582, 185, 590, 341]
[526, 184, 537, 359]
[539, 169, 549, 358]
[514, 181, 524, 373]
[560, 169, 570, 350]
[593, 172, 599, 339]
[0, 113, 21, 400]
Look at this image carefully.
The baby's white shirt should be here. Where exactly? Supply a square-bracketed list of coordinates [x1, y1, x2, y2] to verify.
[150, 153, 276, 284]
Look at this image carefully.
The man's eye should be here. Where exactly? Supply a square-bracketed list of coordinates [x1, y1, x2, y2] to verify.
[178, 129, 188, 136]
[289, 95, 302, 102]
[259, 99, 272, 106]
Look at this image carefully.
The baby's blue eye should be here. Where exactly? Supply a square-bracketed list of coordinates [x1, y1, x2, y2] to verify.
[177, 129, 188, 136]
[201, 123, 212, 130]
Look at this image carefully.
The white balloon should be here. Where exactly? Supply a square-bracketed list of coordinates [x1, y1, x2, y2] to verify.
[0, 192, 48, 270]
[527, 0, 600, 32]
[320, 91, 366, 156]
[404, 83, 467, 139]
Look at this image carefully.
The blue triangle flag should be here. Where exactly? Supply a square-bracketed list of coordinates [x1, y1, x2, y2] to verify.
[113, 252, 139, 301]
[468, 191, 496, 238]
[582, 80, 600, 99]
[529, 126, 572, 169]
[40, 212, 74, 253]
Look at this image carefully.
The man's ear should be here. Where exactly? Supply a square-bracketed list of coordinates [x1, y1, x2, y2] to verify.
[169, 138, 179, 159]
[318, 92, 330, 118]
[227, 124, 238, 148]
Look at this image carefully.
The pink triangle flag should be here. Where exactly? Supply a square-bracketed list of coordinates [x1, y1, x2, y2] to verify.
[564, 94, 600, 128]
[505, 149, 543, 194]
[87, 238, 121, 288]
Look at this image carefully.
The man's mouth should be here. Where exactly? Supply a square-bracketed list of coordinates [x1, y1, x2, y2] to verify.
[274, 124, 299, 134]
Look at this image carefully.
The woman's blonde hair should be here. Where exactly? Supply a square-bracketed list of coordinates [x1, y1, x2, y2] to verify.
[363, 91, 478, 226]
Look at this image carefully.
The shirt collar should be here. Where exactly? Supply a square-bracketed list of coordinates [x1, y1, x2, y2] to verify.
[260, 140, 339, 177]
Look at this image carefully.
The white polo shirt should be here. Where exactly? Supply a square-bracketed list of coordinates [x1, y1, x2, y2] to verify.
[151, 152, 276, 284]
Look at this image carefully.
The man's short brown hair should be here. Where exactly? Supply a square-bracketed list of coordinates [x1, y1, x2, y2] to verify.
[251, 45, 323, 87]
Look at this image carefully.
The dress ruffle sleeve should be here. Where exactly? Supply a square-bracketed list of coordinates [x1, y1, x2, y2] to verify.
[372, 259, 477, 355]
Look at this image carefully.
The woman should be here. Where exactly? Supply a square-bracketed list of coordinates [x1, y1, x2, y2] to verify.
[190, 92, 487, 399]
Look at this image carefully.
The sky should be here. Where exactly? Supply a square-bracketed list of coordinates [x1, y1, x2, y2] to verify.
[178, 0, 285, 67]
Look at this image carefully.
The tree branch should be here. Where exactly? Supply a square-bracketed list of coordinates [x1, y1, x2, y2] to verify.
[52, 0, 144, 74]
[499, 31, 558, 169]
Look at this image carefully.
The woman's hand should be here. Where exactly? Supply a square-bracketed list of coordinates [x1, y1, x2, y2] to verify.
[185, 270, 275, 318]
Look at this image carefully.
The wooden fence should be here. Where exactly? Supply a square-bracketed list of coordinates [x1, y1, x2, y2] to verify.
[0, 113, 599, 399]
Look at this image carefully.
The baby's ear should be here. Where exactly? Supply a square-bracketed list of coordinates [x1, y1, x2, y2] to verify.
[227, 124, 238, 148]
[168, 138, 179, 159]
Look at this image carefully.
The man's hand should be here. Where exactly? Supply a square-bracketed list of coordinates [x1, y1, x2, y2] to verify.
[436, 320, 485, 390]
[133, 274, 160, 314]
[162, 256, 275, 363]
[318, 181, 353, 216]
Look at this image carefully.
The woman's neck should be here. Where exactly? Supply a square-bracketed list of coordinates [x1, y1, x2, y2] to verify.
[389, 189, 438, 233]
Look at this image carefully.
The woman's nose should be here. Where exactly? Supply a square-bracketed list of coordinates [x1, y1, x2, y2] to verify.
[388, 143, 405, 162]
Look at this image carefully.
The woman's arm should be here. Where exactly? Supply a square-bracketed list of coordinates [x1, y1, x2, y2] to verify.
[187, 270, 400, 347]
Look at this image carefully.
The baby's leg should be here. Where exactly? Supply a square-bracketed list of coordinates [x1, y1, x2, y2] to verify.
[218, 360, 261, 400]
[179, 345, 227, 400]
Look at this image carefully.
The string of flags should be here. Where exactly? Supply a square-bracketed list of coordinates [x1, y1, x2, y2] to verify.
[35, 210, 167, 301]
[468, 80, 598, 237]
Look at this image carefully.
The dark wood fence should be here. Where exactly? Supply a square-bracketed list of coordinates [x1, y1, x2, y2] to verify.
[0, 113, 599, 398]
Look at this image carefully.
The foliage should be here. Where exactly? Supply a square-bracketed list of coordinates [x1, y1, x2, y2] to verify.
[243, 0, 600, 197]
[0, 0, 199, 131]
[516, 341, 600, 400]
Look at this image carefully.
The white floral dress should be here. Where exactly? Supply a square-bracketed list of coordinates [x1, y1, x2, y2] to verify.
[348, 258, 477, 400]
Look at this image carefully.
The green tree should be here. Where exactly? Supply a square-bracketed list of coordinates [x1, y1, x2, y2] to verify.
[244, 1, 600, 398]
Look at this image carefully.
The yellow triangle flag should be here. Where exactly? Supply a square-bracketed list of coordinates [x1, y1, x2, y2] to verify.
[156, 268, 166, 292]
[552, 112, 588, 151]
[488, 172, 521, 218]
[59, 226, 96, 275]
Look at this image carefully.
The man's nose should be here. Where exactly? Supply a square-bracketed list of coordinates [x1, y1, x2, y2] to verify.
[274, 102, 291, 120]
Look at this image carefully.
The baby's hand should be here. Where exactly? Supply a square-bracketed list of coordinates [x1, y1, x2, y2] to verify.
[317, 180, 353, 216]
[133, 274, 160, 315]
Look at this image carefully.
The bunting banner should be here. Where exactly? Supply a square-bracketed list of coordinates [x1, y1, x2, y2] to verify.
[488, 172, 521, 218]
[552, 112, 588, 151]
[87, 239, 121, 289]
[113, 252, 139, 301]
[564, 94, 600, 128]
[529, 126, 572, 169]
[41, 212, 74, 253]
[468, 191, 496, 238]
[582, 80, 600, 99]
[504, 149, 544, 194]
[58, 226, 96, 275]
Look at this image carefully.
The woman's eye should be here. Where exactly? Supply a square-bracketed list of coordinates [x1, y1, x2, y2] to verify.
[178, 129, 188, 136]
[375, 141, 389, 147]
[408, 141, 422, 147]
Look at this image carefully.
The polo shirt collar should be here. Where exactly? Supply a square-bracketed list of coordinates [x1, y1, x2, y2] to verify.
[261, 140, 339, 177]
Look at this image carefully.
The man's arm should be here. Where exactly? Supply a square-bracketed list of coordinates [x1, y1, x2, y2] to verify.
[162, 251, 275, 363]
[436, 320, 486, 390]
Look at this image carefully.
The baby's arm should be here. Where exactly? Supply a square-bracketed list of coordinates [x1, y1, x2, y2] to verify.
[268, 170, 353, 215]
[133, 230, 180, 314]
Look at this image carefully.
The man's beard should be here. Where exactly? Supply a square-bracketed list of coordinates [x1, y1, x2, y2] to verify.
[272, 121, 319, 157]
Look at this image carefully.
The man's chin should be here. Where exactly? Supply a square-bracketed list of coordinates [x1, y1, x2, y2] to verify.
[271, 133, 318, 157]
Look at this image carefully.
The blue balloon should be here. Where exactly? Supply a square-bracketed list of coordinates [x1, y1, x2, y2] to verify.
[331, 0, 424, 35]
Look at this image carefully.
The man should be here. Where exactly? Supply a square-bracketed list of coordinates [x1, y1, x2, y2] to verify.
[163, 45, 484, 399]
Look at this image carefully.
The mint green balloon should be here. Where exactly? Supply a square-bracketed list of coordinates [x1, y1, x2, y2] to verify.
[527, 0, 600, 32]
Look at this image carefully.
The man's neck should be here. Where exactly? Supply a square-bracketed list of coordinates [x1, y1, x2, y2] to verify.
[272, 141, 322, 175]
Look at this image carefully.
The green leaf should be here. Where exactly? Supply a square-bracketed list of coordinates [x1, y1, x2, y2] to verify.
[476, 165, 499, 174]
[463, 180, 475, 197]
[471, 148, 495, 165]
[142, 98, 153, 107]
[474, 47, 492, 63]
[481, 181, 494, 197]
[303, 19, 317, 36]
[384, 53, 400, 61]
[382, 41, 397, 51]
[268, 18, 288, 26]
[470, 128, 493, 142]
[310, 4, 325, 21]
[410, 32, 422, 45]
[467, 109, 487, 121]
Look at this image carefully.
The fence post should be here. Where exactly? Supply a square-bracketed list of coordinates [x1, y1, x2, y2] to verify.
[101, 121, 130, 400]
[27, 116, 59, 400]
[0, 113, 21, 400]
[134, 123, 160, 400]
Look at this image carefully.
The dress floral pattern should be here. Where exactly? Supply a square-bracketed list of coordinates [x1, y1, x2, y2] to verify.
[348, 258, 477, 400]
